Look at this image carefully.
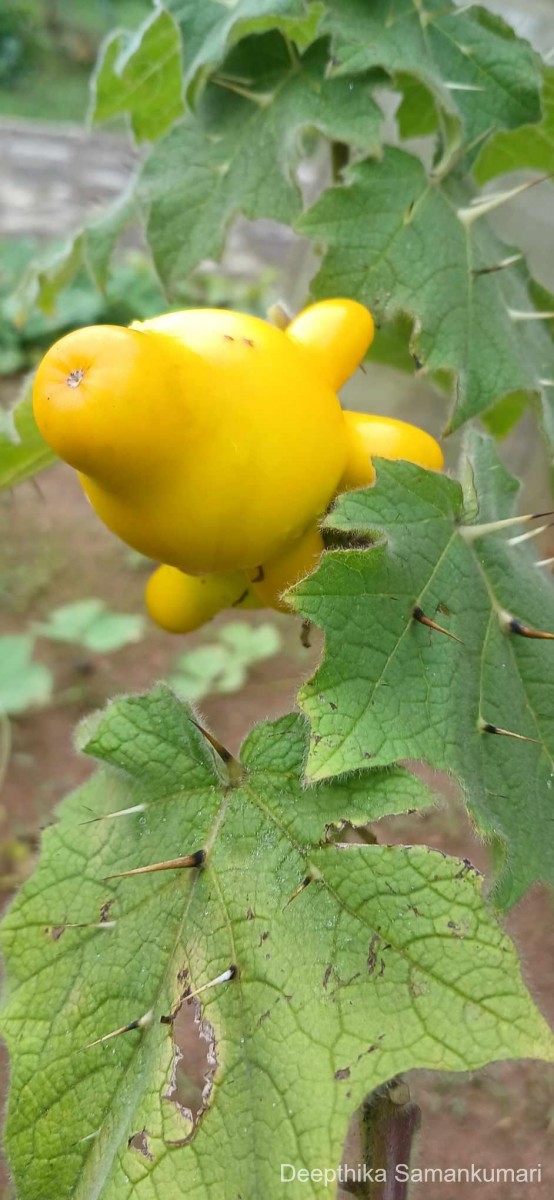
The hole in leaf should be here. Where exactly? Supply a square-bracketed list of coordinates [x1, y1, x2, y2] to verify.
[162, 996, 218, 1145]
[128, 1130, 153, 1159]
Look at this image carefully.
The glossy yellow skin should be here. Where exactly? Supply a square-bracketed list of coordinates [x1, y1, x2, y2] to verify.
[33, 297, 443, 633]
[248, 525, 325, 612]
[146, 565, 260, 634]
[34, 303, 369, 573]
[340, 412, 444, 490]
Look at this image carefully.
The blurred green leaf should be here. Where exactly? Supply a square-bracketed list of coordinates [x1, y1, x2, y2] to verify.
[36, 600, 145, 653]
[92, 8, 184, 142]
[0, 378, 54, 493]
[0, 635, 52, 716]
[169, 620, 281, 700]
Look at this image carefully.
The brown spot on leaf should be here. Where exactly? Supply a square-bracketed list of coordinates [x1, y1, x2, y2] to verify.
[128, 1130, 153, 1159]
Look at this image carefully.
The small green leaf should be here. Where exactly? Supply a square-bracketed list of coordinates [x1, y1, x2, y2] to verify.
[475, 66, 554, 182]
[0, 635, 52, 715]
[36, 600, 145, 653]
[92, 9, 185, 143]
[298, 147, 554, 434]
[291, 433, 554, 909]
[1, 687, 552, 1200]
[396, 74, 440, 140]
[169, 620, 281, 700]
[0, 378, 54, 493]
[139, 34, 383, 294]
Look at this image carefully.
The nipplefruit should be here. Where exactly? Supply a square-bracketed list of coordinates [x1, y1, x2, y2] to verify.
[145, 566, 261, 634]
[33, 298, 443, 632]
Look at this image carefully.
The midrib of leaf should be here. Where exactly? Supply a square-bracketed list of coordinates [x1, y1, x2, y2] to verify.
[71, 786, 231, 1200]
[201, 850, 263, 1199]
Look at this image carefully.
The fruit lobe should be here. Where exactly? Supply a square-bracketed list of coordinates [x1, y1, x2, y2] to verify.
[340, 411, 444, 490]
[145, 565, 260, 634]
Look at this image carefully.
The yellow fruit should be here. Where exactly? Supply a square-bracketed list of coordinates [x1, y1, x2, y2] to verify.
[145, 565, 260, 634]
[249, 525, 324, 611]
[33, 298, 444, 635]
[339, 412, 444, 490]
[34, 303, 373, 574]
[286, 298, 374, 389]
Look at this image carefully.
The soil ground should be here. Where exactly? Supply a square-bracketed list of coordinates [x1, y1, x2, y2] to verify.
[1, 414, 553, 1199]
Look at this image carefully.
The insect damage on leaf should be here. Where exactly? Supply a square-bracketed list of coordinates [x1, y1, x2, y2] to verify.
[1, 687, 552, 1200]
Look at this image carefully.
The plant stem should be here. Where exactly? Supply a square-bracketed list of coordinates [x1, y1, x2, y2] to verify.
[345, 1079, 421, 1199]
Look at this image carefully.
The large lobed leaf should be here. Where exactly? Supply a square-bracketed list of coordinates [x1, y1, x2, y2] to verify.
[292, 433, 554, 910]
[322, 0, 541, 165]
[166, 0, 325, 104]
[1, 687, 552, 1199]
[298, 148, 554, 437]
[138, 33, 383, 296]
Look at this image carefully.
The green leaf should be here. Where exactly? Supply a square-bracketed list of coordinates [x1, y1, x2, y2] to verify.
[0, 378, 54, 493]
[166, 0, 325, 104]
[9, 193, 138, 326]
[2, 687, 552, 1199]
[139, 34, 383, 294]
[475, 66, 554, 182]
[298, 146, 554, 434]
[169, 620, 281, 700]
[322, 0, 541, 166]
[36, 600, 145, 653]
[0, 635, 52, 715]
[291, 433, 554, 909]
[92, 8, 185, 143]
[396, 74, 440, 140]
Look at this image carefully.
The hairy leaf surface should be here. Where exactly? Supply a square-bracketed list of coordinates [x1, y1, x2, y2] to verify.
[2, 688, 552, 1198]
[298, 148, 554, 433]
[322, 0, 541, 164]
[292, 434, 554, 908]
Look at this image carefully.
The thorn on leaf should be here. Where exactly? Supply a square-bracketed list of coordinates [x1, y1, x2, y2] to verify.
[412, 606, 462, 643]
